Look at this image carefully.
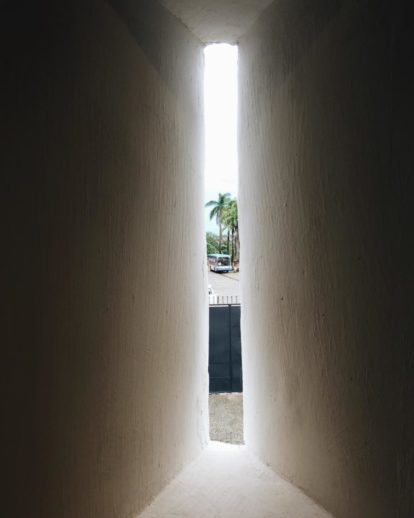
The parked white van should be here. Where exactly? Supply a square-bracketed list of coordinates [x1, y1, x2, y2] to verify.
[207, 253, 232, 273]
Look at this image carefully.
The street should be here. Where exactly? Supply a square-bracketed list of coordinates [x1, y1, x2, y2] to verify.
[208, 270, 240, 304]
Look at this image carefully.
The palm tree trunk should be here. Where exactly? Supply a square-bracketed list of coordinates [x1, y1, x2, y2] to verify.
[219, 224, 222, 253]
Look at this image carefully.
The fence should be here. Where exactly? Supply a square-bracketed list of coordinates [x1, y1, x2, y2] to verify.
[209, 295, 239, 305]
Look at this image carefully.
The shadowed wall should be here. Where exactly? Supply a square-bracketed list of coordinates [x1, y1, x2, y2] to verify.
[239, 1, 413, 516]
[2, 0, 413, 516]
[2, 1, 207, 516]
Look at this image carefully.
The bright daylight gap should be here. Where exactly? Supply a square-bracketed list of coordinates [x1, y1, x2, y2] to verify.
[204, 44, 243, 445]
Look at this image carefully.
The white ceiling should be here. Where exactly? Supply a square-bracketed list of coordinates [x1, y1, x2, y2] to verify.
[159, 0, 274, 43]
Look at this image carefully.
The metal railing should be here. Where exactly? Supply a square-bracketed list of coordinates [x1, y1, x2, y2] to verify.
[209, 295, 240, 306]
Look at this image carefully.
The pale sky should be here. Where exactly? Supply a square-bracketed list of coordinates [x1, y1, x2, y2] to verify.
[204, 44, 238, 233]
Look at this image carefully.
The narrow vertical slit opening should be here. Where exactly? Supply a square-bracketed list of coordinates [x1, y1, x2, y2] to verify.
[204, 44, 243, 445]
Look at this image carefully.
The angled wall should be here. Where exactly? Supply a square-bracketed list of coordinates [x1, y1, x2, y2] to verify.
[2, 1, 207, 516]
[239, 1, 413, 517]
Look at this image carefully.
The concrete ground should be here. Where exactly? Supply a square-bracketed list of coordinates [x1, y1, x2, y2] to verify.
[139, 442, 333, 518]
[222, 271, 240, 281]
[209, 392, 244, 445]
[208, 270, 240, 302]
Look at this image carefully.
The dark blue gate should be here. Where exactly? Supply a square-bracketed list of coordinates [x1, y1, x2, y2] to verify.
[209, 304, 242, 392]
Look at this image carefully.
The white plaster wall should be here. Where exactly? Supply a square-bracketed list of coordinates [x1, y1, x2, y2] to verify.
[239, 1, 413, 517]
[2, 1, 208, 516]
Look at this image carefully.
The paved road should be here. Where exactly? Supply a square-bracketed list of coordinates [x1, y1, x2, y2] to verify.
[208, 271, 240, 304]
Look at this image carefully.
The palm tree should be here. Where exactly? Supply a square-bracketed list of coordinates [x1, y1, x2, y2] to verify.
[205, 193, 231, 253]
[222, 198, 239, 264]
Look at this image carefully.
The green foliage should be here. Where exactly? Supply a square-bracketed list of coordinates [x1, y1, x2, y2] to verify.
[221, 197, 239, 263]
[205, 194, 240, 263]
[206, 232, 220, 254]
[205, 192, 232, 224]
[205, 192, 232, 253]
[222, 198, 238, 234]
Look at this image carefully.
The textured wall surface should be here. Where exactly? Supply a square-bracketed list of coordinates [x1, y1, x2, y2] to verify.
[239, 1, 413, 517]
[2, 1, 207, 516]
[159, 0, 273, 43]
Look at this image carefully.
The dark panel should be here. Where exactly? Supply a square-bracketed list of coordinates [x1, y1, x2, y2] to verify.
[209, 305, 242, 393]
